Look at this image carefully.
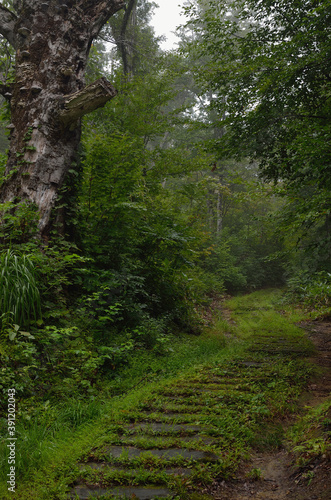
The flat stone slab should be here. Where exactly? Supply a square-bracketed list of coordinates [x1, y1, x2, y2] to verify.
[159, 385, 225, 395]
[130, 422, 204, 434]
[162, 397, 206, 405]
[174, 377, 239, 384]
[104, 446, 219, 462]
[138, 412, 203, 422]
[179, 435, 214, 444]
[237, 361, 264, 368]
[105, 435, 214, 450]
[79, 463, 192, 476]
[71, 485, 172, 499]
[146, 403, 226, 414]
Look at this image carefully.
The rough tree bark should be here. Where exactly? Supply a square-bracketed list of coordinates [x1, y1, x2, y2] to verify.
[0, 0, 125, 239]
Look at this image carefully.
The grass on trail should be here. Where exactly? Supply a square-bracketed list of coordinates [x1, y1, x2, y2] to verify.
[0, 289, 321, 499]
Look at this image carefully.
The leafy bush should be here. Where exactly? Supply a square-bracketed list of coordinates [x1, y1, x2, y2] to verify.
[0, 200, 39, 243]
[17, 240, 88, 317]
[0, 322, 137, 412]
[198, 238, 248, 293]
[129, 315, 170, 353]
[79, 268, 147, 334]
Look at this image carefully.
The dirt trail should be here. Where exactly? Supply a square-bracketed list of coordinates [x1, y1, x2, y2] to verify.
[203, 318, 331, 500]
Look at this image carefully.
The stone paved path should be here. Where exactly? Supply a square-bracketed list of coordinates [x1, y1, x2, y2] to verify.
[68, 329, 314, 500]
[68, 362, 254, 499]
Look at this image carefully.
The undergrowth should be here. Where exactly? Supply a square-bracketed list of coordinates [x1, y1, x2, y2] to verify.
[285, 271, 331, 319]
[286, 399, 331, 466]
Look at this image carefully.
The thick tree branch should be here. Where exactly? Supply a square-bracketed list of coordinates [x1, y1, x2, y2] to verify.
[0, 5, 17, 48]
[86, 0, 126, 39]
[59, 77, 117, 128]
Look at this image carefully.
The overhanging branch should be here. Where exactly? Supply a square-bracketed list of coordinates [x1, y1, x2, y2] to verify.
[59, 77, 117, 128]
[0, 5, 17, 48]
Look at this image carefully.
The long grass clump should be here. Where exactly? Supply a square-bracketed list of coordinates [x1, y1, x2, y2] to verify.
[0, 249, 41, 329]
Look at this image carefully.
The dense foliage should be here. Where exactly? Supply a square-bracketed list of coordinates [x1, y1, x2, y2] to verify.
[184, 0, 331, 286]
[0, 0, 329, 423]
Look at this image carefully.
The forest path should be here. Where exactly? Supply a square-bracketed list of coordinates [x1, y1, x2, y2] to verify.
[66, 292, 331, 500]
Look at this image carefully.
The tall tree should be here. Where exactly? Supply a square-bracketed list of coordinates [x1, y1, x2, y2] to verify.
[185, 0, 331, 188]
[184, 0, 331, 272]
[104, 0, 160, 78]
[0, 0, 125, 239]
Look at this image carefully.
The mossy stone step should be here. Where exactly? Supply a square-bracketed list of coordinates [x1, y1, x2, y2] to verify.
[71, 484, 173, 499]
[79, 462, 193, 476]
[159, 384, 253, 395]
[248, 343, 311, 354]
[236, 361, 265, 368]
[151, 389, 253, 405]
[102, 445, 219, 462]
[156, 384, 231, 396]
[247, 337, 313, 355]
[143, 404, 224, 416]
[170, 382, 252, 391]
[136, 411, 204, 422]
[171, 377, 243, 386]
[179, 435, 215, 444]
[107, 434, 215, 448]
[129, 422, 204, 435]
[143, 402, 210, 412]
[159, 396, 207, 405]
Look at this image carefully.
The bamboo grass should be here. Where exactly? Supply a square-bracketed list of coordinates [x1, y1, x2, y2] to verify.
[0, 249, 41, 329]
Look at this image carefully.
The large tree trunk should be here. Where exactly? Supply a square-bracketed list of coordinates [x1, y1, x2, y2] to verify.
[0, 0, 124, 240]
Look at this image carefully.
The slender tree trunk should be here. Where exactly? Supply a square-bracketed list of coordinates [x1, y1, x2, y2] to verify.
[207, 190, 214, 231]
[0, 0, 124, 240]
[216, 189, 223, 235]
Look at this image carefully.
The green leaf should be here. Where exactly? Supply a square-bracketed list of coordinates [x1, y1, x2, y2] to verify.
[8, 330, 17, 341]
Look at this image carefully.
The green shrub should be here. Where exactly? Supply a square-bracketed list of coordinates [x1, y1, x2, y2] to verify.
[0, 201, 39, 243]
[129, 315, 170, 353]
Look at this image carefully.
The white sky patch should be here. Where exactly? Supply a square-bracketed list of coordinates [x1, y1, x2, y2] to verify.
[151, 0, 185, 50]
